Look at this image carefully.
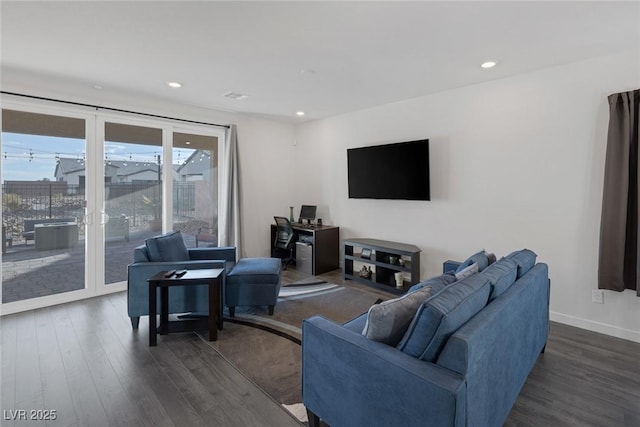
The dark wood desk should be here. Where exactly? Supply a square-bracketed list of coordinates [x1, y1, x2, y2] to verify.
[270, 223, 339, 275]
[148, 268, 224, 346]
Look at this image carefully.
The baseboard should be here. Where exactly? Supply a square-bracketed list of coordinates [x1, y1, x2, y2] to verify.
[550, 311, 640, 343]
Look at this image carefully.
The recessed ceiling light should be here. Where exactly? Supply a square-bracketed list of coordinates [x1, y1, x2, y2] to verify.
[481, 61, 497, 69]
[296, 111, 305, 116]
[167, 81, 182, 88]
[300, 69, 316, 75]
[92, 84, 103, 90]
[185, 141, 191, 145]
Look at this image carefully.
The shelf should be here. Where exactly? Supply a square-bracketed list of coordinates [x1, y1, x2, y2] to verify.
[344, 238, 421, 295]
[344, 273, 408, 295]
[344, 254, 410, 272]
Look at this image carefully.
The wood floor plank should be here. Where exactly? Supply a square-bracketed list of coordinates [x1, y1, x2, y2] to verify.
[13, 310, 45, 424]
[33, 307, 78, 427]
[506, 322, 640, 426]
[50, 304, 111, 427]
[94, 292, 197, 427]
[1, 314, 17, 427]
[65, 301, 147, 427]
[103, 292, 226, 427]
[177, 335, 301, 427]
[152, 335, 220, 416]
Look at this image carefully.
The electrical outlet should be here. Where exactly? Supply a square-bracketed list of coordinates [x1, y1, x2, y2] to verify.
[591, 289, 604, 304]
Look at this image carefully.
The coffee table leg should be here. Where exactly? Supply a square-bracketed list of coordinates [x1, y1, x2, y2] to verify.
[149, 281, 157, 346]
[218, 278, 224, 331]
[208, 279, 218, 341]
[160, 286, 169, 335]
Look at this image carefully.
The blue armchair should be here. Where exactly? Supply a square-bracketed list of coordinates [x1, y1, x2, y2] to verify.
[127, 231, 236, 329]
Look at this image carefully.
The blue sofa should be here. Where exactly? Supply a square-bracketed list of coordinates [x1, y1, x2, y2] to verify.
[302, 249, 549, 427]
[127, 231, 282, 329]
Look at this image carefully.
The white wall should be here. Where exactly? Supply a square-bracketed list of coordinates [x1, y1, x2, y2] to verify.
[294, 50, 640, 342]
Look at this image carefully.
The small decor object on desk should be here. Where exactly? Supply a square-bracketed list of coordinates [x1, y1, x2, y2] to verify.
[289, 206, 295, 223]
[359, 265, 372, 279]
[361, 248, 372, 260]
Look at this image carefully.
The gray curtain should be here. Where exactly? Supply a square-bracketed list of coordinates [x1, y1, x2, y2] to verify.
[218, 124, 241, 259]
[598, 89, 640, 295]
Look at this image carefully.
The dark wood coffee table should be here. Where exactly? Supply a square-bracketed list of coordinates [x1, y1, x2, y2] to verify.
[148, 268, 224, 346]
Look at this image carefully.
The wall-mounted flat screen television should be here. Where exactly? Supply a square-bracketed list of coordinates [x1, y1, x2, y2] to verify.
[347, 139, 430, 201]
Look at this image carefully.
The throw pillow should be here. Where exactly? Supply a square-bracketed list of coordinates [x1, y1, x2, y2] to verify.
[455, 262, 479, 280]
[506, 249, 537, 278]
[480, 257, 518, 301]
[455, 250, 492, 273]
[145, 231, 190, 262]
[397, 274, 491, 361]
[362, 286, 433, 346]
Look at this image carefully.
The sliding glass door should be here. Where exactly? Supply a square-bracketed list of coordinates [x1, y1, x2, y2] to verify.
[102, 121, 164, 287]
[172, 131, 219, 248]
[1, 109, 88, 305]
[1, 102, 224, 314]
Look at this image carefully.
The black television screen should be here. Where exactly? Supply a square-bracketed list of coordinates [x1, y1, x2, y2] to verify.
[347, 139, 430, 201]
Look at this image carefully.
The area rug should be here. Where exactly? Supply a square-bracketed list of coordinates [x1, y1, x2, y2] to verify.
[196, 285, 384, 420]
[278, 278, 339, 297]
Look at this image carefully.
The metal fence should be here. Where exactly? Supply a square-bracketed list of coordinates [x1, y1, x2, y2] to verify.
[2, 181, 196, 240]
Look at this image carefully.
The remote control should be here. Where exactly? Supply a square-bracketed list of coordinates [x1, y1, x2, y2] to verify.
[175, 270, 187, 277]
[164, 270, 176, 278]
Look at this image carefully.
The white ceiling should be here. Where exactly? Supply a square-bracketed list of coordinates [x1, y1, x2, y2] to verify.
[1, 1, 639, 123]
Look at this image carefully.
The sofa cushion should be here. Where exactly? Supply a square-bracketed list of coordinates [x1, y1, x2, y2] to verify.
[480, 258, 518, 301]
[145, 231, 189, 262]
[506, 249, 537, 278]
[408, 272, 456, 295]
[456, 250, 492, 273]
[397, 274, 491, 361]
[362, 286, 433, 346]
[343, 312, 368, 333]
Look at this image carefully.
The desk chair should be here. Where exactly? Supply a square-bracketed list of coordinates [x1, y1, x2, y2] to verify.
[195, 227, 217, 247]
[273, 216, 296, 270]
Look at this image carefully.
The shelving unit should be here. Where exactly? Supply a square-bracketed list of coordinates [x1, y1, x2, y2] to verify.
[343, 238, 421, 295]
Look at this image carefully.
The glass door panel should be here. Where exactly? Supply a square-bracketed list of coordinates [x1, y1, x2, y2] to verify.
[171, 132, 218, 248]
[103, 122, 163, 286]
[1, 109, 87, 303]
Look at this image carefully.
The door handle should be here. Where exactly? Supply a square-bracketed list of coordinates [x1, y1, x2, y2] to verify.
[101, 212, 110, 225]
[83, 213, 93, 225]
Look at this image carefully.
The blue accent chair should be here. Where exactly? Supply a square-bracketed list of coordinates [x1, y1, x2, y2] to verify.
[127, 231, 282, 328]
[127, 231, 236, 329]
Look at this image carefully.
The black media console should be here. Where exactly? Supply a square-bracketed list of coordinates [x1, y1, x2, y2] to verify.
[344, 238, 421, 295]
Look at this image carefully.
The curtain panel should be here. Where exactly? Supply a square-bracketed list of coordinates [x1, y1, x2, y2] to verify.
[219, 124, 241, 259]
[598, 89, 640, 295]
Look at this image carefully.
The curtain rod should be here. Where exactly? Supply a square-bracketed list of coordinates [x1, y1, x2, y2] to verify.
[0, 91, 230, 129]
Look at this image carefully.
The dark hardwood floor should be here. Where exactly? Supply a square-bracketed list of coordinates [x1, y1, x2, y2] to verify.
[2, 267, 639, 426]
[1, 289, 302, 427]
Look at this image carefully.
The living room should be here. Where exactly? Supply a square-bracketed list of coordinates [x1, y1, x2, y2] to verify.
[1, 1, 639, 426]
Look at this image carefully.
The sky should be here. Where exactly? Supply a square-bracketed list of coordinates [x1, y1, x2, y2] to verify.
[1, 132, 195, 182]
